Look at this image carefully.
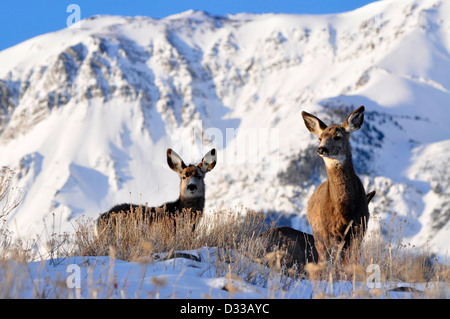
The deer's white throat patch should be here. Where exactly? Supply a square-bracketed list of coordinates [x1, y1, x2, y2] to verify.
[323, 155, 346, 168]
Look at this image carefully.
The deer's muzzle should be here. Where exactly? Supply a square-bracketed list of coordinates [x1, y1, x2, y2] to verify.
[317, 146, 329, 156]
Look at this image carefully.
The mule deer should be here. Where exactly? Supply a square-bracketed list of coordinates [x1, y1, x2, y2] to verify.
[261, 226, 318, 271]
[95, 148, 217, 236]
[301, 106, 370, 262]
[261, 191, 375, 272]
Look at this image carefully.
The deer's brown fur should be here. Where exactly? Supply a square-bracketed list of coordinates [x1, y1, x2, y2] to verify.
[261, 226, 318, 271]
[301, 106, 370, 262]
[95, 148, 217, 236]
[261, 191, 375, 272]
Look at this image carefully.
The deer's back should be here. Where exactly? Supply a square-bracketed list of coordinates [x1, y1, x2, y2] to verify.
[262, 226, 318, 269]
[96, 197, 204, 236]
[101, 199, 184, 219]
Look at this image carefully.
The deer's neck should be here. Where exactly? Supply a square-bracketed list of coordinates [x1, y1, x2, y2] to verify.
[324, 155, 358, 204]
[179, 195, 205, 213]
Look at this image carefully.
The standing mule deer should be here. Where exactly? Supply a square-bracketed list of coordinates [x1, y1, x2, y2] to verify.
[261, 191, 375, 273]
[301, 106, 370, 263]
[95, 148, 217, 236]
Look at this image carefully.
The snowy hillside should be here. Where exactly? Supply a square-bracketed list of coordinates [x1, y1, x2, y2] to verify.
[4, 249, 446, 299]
[0, 0, 449, 256]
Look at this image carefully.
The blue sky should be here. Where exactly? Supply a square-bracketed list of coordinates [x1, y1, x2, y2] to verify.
[0, 0, 379, 51]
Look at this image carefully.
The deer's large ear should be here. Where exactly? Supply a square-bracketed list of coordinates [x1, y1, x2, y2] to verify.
[199, 149, 217, 173]
[302, 111, 328, 136]
[342, 106, 365, 133]
[167, 149, 186, 174]
[366, 190, 376, 204]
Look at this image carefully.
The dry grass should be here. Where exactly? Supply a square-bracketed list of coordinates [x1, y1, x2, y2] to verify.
[0, 167, 22, 224]
[302, 213, 449, 298]
[69, 208, 449, 294]
[0, 168, 448, 298]
[74, 206, 270, 265]
[0, 206, 448, 298]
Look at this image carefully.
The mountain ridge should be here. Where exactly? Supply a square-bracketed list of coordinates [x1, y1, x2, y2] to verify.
[0, 0, 449, 256]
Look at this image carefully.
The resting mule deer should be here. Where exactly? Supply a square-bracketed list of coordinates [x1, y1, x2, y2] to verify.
[261, 191, 375, 272]
[261, 226, 318, 271]
[95, 148, 217, 236]
[301, 106, 370, 262]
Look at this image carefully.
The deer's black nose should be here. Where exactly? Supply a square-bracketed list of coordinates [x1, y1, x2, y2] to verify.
[317, 147, 329, 156]
[187, 184, 197, 191]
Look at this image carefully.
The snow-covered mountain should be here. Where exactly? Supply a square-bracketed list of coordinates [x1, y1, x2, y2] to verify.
[0, 0, 449, 256]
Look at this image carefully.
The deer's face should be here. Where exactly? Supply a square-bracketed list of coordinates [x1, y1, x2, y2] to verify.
[178, 165, 207, 198]
[167, 149, 217, 199]
[317, 125, 350, 162]
[302, 106, 365, 165]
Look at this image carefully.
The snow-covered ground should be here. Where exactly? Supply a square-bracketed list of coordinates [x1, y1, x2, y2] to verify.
[3, 247, 447, 299]
[0, 0, 449, 300]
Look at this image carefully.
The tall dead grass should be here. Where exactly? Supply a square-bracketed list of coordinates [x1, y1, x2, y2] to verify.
[0, 167, 26, 262]
[304, 212, 449, 298]
[70, 206, 449, 295]
[0, 169, 448, 298]
[73, 206, 269, 263]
